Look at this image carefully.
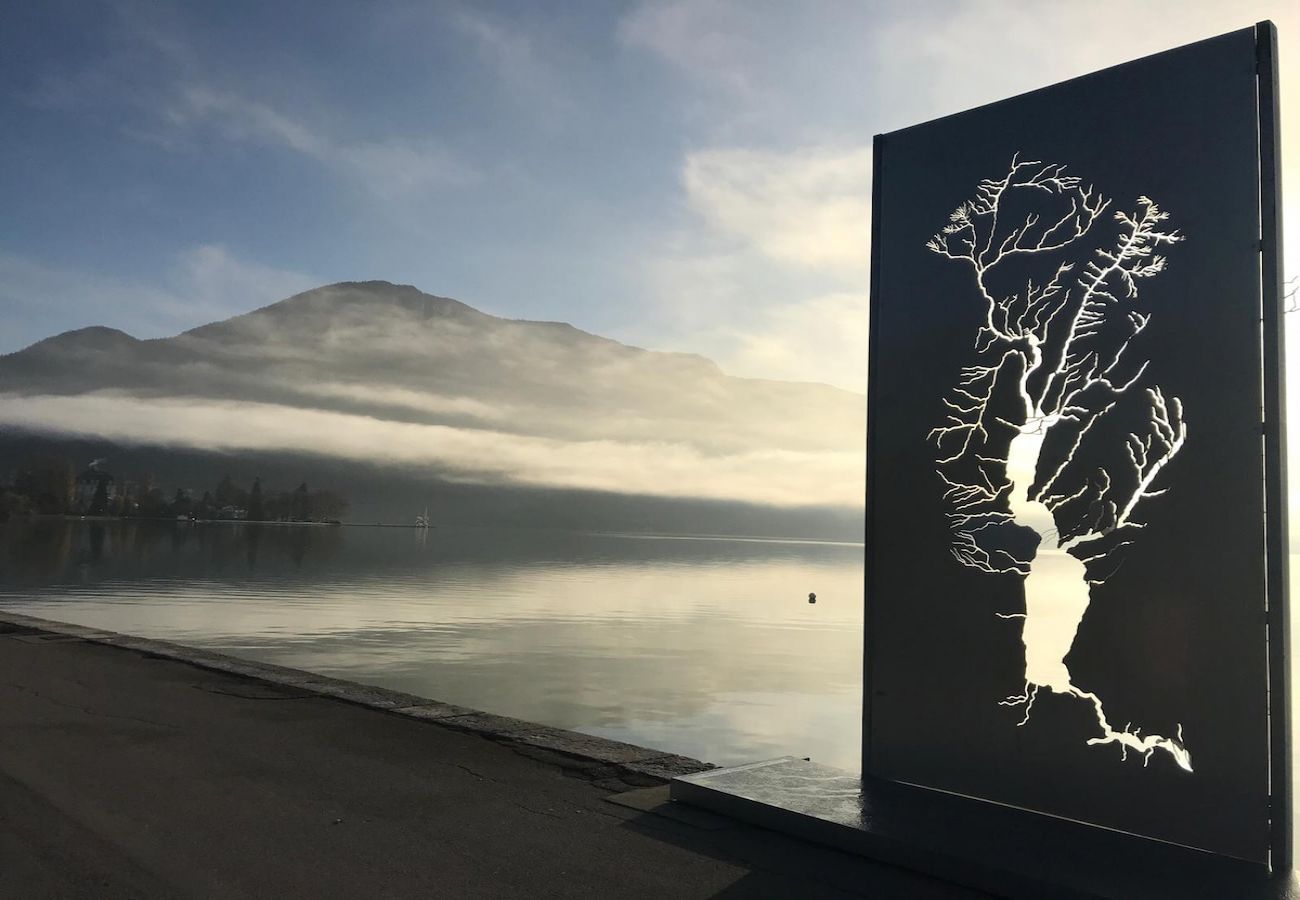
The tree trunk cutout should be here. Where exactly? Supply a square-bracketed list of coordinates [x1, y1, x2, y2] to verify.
[927, 155, 1191, 771]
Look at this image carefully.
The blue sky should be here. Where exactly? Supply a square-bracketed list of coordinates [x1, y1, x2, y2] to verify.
[2, 0, 1297, 391]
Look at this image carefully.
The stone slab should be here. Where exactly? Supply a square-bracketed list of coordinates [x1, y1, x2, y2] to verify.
[10, 634, 85, 644]
[0, 612, 50, 631]
[622, 754, 716, 781]
[672, 757, 1300, 900]
[215, 661, 338, 685]
[96, 634, 188, 654]
[606, 785, 672, 812]
[148, 645, 243, 668]
[496, 725, 671, 764]
[390, 703, 479, 721]
[293, 680, 433, 709]
[437, 712, 540, 735]
[7, 620, 117, 641]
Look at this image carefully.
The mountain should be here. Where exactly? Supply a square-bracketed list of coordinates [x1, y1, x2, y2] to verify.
[0, 281, 865, 536]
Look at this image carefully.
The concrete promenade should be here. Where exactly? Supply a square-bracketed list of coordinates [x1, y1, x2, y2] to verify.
[0, 612, 988, 899]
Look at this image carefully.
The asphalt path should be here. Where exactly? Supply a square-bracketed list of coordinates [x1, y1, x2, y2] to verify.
[0, 625, 990, 899]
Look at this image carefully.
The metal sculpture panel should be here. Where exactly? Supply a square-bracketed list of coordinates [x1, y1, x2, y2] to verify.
[865, 24, 1285, 863]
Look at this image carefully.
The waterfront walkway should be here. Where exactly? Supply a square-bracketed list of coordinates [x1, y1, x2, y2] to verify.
[0, 613, 987, 899]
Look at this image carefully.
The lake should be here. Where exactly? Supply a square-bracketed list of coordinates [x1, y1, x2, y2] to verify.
[0, 519, 864, 771]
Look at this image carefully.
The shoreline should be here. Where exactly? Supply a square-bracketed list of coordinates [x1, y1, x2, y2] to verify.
[0, 613, 964, 898]
[7, 515, 865, 543]
[11, 514, 433, 529]
[0, 608, 711, 784]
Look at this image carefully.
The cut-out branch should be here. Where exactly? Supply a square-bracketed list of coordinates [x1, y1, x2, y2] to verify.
[926, 155, 1191, 770]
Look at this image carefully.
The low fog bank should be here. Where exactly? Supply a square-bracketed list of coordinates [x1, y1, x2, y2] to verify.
[0, 391, 862, 509]
[0, 431, 865, 542]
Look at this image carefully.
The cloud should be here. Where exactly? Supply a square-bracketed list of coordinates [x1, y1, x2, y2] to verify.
[0, 246, 317, 353]
[618, 0, 759, 98]
[13, 8, 479, 199]
[174, 245, 318, 320]
[446, 8, 575, 119]
[630, 0, 1299, 389]
[720, 291, 869, 390]
[175, 86, 477, 196]
[626, 144, 872, 390]
[0, 252, 185, 346]
[292, 367, 860, 456]
[870, 0, 1300, 281]
[683, 145, 872, 271]
[295, 382, 510, 424]
[630, 260, 869, 389]
[0, 392, 864, 509]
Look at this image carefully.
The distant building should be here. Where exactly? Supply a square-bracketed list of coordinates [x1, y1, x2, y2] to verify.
[74, 461, 116, 513]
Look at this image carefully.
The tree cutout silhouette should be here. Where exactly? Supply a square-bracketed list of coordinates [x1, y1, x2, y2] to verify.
[927, 154, 1192, 771]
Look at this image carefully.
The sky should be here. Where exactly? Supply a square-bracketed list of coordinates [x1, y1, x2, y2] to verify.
[1, 0, 1298, 394]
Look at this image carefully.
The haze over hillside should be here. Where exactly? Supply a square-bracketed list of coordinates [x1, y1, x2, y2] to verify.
[0, 282, 865, 532]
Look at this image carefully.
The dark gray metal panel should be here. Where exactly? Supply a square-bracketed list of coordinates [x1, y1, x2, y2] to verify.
[1256, 19, 1291, 872]
[864, 26, 1277, 862]
[862, 133, 886, 774]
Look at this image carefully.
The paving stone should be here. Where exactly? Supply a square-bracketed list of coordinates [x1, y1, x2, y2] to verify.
[390, 702, 478, 721]
[97, 633, 180, 652]
[300, 680, 433, 709]
[499, 726, 669, 764]
[0, 612, 49, 630]
[11, 634, 85, 644]
[21, 621, 116, 641]
[438, 712, 540, 735]
[621, 754, 716, 781]
[194, 657, 326, 685]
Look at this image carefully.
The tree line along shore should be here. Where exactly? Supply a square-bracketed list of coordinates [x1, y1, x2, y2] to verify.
[0, 455, 349, 524]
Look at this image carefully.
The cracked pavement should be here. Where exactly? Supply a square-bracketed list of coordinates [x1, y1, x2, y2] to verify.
[0, 628, 989, 899]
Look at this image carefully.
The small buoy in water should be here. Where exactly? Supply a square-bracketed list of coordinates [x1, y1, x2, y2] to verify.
[808, 592, 817, 604]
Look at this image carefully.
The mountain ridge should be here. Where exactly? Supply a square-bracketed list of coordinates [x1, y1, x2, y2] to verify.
[0, 280, 865, 525]
[5, 280, 857, 394]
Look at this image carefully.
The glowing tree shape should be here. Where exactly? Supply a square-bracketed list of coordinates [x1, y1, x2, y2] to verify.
[927, 154, 1191, 771]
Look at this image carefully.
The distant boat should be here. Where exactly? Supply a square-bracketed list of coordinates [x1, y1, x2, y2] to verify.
[415, 507, 431, 529]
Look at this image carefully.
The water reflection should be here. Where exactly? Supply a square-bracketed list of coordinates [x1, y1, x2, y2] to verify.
[0, 519, 864, 770]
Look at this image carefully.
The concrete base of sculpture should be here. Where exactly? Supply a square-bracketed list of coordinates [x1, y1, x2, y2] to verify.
[670, 757, 1297, 900]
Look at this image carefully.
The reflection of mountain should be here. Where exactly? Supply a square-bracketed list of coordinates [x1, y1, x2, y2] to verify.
[2, 518, 861, 586]
[0, 282, 864, 537]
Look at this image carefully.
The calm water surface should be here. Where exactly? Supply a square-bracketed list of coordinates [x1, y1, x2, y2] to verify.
[0, 520, 863, 771]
